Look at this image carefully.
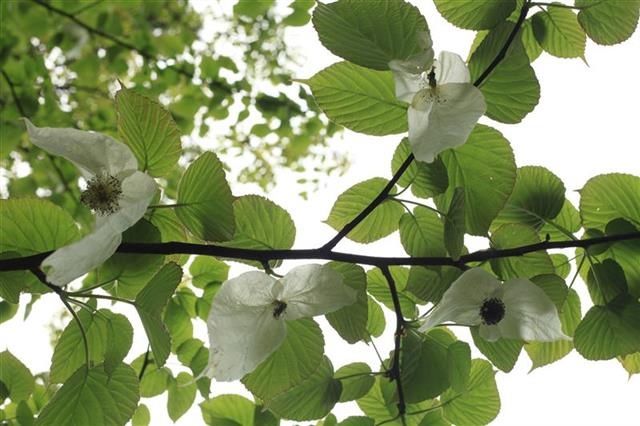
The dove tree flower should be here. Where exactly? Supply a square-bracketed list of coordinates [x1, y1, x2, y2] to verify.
[206, 264, 357, 381]
[420, 268, 569, 342]
[389, 34, 486, 163]
[24, 119, 157, 286]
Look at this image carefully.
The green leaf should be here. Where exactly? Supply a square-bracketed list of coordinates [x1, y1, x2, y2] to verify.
[406, 266, 461, 305]
[115, 88, 181, 176]
[490, 223, 554, 280]
[189, 256, 229, 289]
[580, 173, 640, 231]
[326, 262, 369, 343]
[576, 0, 640, 45]
[601, 220, 640, 298]
[36, 364, 139, 426]
[97, 219, 164, 299]
[619, 352, 640, 377]
[574, 295, 640, 360]
[521, 19, 543, 61]
[402, 330, 454, 402]
[305, 62, 407, 135]
[468, 22, 541, 123]
[265, 357, 341, 421]
[335, 362, 375, 402]
[399, 206, 446, 257]
[530, 274, 568, 310]
[444, 188, 465, 260]
[471, 328, 523, 373]
[391, 139, 449, 198]
[0, 351, 34, 402]
[0, 301, 19, 324]
[586, 259, 628, 305]
[366, 296, 386, 338]
[243, 318, 324, 400]
[132, 354, 171, 398]
[200, 394, 256, 425]
[539, 199, 581, 241]
[525, 289, 581, 370]
[434, 0, 517, 30]
[50, 309, 133, 383]
[167, 372, 197, 421]
[550, 254, 571, 279]
[104, 314, 134, 377]
[132, 404, 150, 426]
[0, 198, 79, 255]
[223, 195, 296, 264]
[312, 0, 429, 70]
[492, 166, 566, 231]
[367, 267, 418, 318]
[435, 125, 517, 236]
[135, 263, 183, 367]
[164, 298, 193, 350]
[531, 6, 586, 58]
[441, 359, 500, 426]
[326, 178, 404, 243]
[176, 152, 235, 242]
[176, 339, 210, 396]
[447, 341, 472, 393]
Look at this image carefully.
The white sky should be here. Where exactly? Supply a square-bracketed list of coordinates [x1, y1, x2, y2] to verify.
[1, 1, 639, 425]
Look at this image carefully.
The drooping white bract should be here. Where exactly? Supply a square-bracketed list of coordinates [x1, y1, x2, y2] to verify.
[23, 119, 157, 286]
[389, 34, 486, 163]
[419, 268, 569, 342]
[206, 264, 357, 381]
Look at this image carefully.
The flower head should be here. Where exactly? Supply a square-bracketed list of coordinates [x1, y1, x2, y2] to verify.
[419, 268, 569, 342]
[23, 119, 157, 286]
[206, 264, 357, 381]
[390, 33, 486, 163]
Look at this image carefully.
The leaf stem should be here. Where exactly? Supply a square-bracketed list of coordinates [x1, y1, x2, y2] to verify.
[59, 296, 90, 370]
[392, 197, 446, 216]
[81, 293, 136, 306]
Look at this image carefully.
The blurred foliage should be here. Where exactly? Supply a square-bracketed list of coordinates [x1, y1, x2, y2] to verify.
[0, 0, 345, 199]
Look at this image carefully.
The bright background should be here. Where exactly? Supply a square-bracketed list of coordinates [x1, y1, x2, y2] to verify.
[1, 1, 639, 425]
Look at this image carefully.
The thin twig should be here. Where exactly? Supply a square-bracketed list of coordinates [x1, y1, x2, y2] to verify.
[473, 0, 531, 87]
[29, 267, 91, 369]
[381, 266, 407, 426]
[322, 153, 415, 250]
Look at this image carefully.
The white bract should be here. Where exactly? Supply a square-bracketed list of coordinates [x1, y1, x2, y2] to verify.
[24, 119, 157, 286]
[206, 264, 357, 381]
[420, 268, 569, 342]
[389, 33, 486, 163]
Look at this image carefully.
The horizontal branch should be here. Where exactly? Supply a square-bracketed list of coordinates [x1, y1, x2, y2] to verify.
[2, 231, 638, 273]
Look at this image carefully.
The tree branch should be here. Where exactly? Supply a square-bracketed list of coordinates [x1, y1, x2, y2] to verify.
[2, 232, 638, 273]
[381, 266, 407, 425]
